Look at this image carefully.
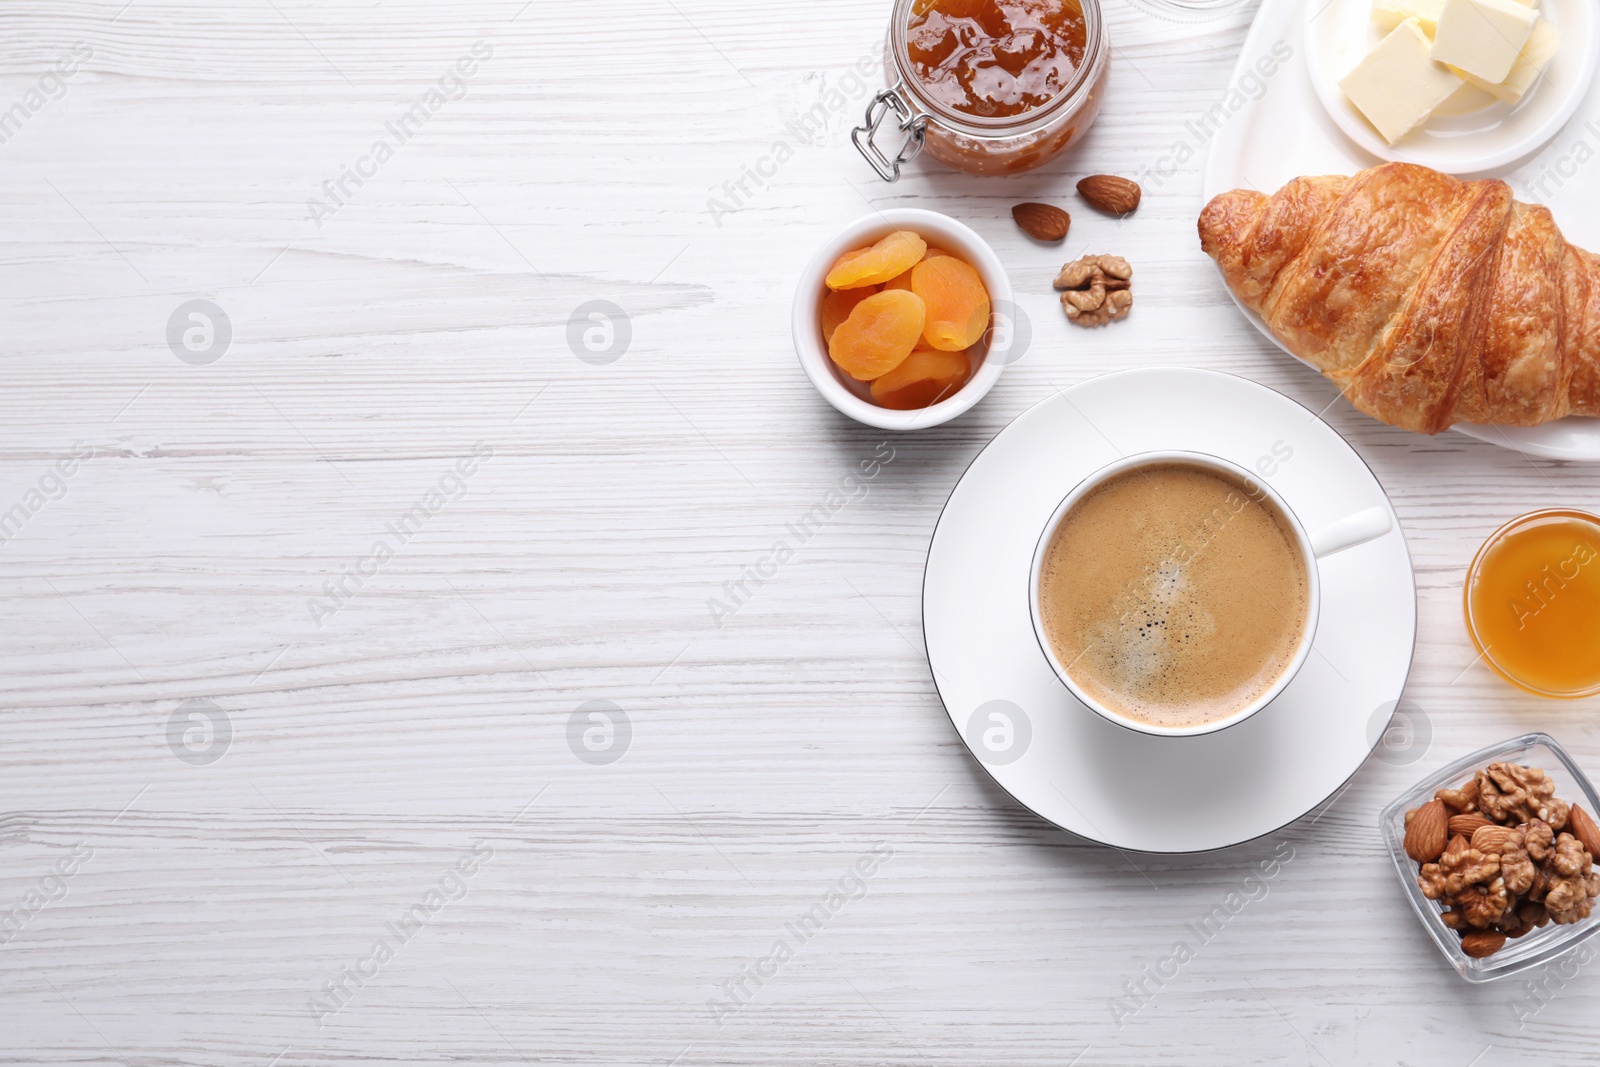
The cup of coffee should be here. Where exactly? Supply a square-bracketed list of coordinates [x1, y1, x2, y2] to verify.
[1028, 450, 1392, 737]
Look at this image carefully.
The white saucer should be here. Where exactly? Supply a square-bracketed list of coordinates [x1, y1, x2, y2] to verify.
[923, 368, 1417, 853]
[1305, 0, 1597, 174]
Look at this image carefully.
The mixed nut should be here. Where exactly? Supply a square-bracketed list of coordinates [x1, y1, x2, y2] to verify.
[1404, 762, 1600, 958]
[1007, 175, 1141, 245]
[1054, 254, 1132, 328]
[1076, 174, 1141, 217]
[1003, 175, 1142, 329]
[1011, 202, 1070, 243]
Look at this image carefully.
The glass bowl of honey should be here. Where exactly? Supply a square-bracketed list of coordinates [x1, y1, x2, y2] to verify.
[853, 0, 1110, 179]
[1464, 509, 1600, 698]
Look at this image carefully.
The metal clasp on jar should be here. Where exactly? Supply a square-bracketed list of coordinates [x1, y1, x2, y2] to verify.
[851, 84, 927, 182]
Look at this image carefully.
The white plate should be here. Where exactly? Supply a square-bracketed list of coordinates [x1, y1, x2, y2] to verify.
[1205, 0, 1600, 460]
[923, 368, 1416, 854]
[1306, 0, 1596, 173]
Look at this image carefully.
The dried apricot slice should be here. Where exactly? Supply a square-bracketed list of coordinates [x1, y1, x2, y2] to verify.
[825, 231, 928, 290]
[821, 286, 879, 342]
[885, 247, 957, 291]
[870, 349, 971, 410]
[828, 290, 926, 381]
[912, 255, 990, 351]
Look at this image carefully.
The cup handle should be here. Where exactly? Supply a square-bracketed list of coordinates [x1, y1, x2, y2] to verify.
[1309, 506, 1393, 560]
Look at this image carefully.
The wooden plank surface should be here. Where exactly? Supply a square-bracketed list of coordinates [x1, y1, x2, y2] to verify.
[2, 0, 1599, 1063]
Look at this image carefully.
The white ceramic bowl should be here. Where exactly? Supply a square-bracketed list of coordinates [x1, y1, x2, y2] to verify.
[792, 209, 1014, 431]
[1305, 0, 1598, 175]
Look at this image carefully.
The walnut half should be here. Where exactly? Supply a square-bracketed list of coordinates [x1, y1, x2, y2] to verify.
[1054, 254, 1132, 328]
[1479, 763, 1569, 830]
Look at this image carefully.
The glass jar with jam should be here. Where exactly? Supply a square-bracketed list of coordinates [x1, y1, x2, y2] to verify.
[853, 0, 1110, 179]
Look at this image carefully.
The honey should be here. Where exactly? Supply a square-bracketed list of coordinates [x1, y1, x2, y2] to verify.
[1465, 510, 1600, 697]
[907, 0, 1088, 119]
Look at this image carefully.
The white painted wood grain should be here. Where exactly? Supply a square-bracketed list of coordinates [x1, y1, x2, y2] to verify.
[2, 0, 1600, 1064]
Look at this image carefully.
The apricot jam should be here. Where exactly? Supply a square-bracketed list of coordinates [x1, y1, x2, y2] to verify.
[1465, 510, 1600, 697]
[855, 0, 1107, 178]
[907, 0, 1088, 119]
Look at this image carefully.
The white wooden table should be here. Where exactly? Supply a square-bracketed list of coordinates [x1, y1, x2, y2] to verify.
[4, 1, 1599, 1063]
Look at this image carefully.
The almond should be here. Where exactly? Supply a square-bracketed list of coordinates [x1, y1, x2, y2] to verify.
[1569, 803, 1600, 858]
[1460, 929, 1507, 959]
[1011, 202, 1070, 242]
[1472, 825, 1518, 854]
[1077, 174, 1141, 217]
[1448, 813, 1494, 837]
[1404, 799, 1449, 863]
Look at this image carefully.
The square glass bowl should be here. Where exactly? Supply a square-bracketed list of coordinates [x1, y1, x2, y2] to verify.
[1380, 733, 1600, 982]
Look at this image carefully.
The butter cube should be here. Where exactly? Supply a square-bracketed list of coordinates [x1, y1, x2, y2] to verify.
[1373, 0, 1447, 35]
[1341, 19, 1465, 144]
[1452, 18, 1561, 103]
[1432, 0, 1538, 84]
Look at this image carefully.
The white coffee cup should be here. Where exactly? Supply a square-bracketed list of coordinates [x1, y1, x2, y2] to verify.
[1027, 450, 1392, 738]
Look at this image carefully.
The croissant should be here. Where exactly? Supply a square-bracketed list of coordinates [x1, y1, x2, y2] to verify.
[1198, 162, 1600, 434]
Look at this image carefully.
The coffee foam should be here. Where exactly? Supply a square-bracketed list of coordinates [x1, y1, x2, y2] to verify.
[1038, 462, 1309, 729]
